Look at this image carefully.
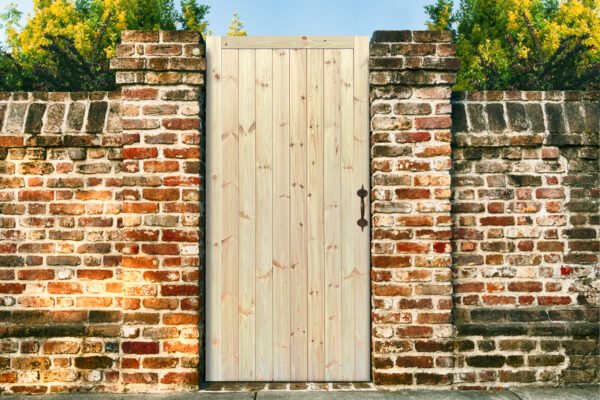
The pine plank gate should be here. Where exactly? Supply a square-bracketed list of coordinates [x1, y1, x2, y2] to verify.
[205, 36, 370, 382]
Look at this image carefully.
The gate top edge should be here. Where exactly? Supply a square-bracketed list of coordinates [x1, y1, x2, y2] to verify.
[215, 35, 365, 49]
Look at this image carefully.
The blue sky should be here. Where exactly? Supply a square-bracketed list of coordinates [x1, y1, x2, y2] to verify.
[0, 0, 433, 43]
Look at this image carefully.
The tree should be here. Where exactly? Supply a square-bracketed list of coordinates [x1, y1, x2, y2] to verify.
[425, 0, 600, 90]
[0, 0, 211, 91]
[179, 0, 211, 36]
[227, 12, 247, 36]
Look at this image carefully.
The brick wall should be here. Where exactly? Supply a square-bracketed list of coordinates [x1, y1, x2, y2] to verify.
[368, 31, 598, 389]
[0, 31, 205, 394]
[451, 91, 599, 388]
[0, 91, 124, 393]
[110, 30, 205, 392]
[369, 30, 460, 387]
[0, 30, 598, 394]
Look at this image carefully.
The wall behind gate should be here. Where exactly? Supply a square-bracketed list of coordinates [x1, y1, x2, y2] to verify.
[369, 31, 599, 389]
[0, 30, 598, 394]
[0, 31, 205, 394]
[451, 90, 599, 388]
[0, 91, 125, 393]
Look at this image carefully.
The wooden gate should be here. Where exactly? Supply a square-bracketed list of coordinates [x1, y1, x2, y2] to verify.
[205, 36, 370, 382]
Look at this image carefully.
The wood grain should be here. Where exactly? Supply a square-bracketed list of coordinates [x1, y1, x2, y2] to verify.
[206, 37, 370, 382]
[220, 48, 240, 380]
[255, 48, 274, 381]
[238, 49, 256, 381]
[306, 48, 325, 382]
[272, 48, 291, 381]
[323, 48, 342, 381]
[223, 36, 355, 49]
[290, 48, 308, 381]
[205, 35, 222, 381]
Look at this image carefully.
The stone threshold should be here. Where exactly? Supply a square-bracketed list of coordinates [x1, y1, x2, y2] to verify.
[199, 382, 377, 392]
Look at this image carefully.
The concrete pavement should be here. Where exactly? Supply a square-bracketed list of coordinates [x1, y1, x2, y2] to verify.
[2, 385, 599, 399]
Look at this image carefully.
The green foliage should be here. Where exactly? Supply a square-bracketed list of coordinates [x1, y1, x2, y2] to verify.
[179, 0, 210, 35]
[227, 12, 247, 36]
[0, 0, 211, 91]
[425, 0, 455, 32]
[425, 0, 600, 90]
[0, 2, 22, 30]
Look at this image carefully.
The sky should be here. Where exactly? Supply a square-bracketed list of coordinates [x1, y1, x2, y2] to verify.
[0, 0, 433, 43]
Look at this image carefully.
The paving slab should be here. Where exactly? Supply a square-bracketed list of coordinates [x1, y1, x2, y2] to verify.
[3, 387, 600, 400]
[3, 394, 254, 400]
[511, 386, 600, 400]
[255, 390, 519, 400]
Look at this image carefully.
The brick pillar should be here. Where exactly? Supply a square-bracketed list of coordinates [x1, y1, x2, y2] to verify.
[111, 31, 205, 391]
[369, 31, 459, 386]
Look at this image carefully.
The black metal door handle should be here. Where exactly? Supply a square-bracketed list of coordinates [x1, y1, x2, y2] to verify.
[357, 185, 368, 231]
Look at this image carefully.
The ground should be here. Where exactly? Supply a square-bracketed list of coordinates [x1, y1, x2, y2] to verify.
[3, 386, 599, 399]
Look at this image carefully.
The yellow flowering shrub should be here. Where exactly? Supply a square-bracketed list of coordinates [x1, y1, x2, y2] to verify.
[426, 0, 600, 89]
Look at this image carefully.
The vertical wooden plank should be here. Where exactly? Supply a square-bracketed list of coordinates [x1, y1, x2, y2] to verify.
[272, 48, 291, 381]
[255, 48, 274, 381]
[323, 48, 342, 381]
[220, 48, 239, 381]
[339, 48, 355, 380]
[238, 49, 256, 381]
[353, 36, 371, 381]
[306, 48, 325, 381]
[205, 36, 222, 381]
[290, 48, 308, 381]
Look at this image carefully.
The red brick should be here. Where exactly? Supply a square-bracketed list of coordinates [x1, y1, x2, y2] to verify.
[162, 118, 199, 130]
[163, 341, 198, 353]
[160, 371, 198, 385]
[396, 131, 431, 143]
[143, 271, 180, 283]
[538, 296, 571, 306]
[122, 372, 158, 384]
[122, 88, 158, 100]
[76, 297, 113, 307]
[122, 147, 159, 159]
[396, 326, 433, 338]
[75, 190, 112, 201]
[47, 282, 82, 294]
[414, 116, 451, 129]
[480, 216, 515, 226]
[122, 229, 160, 241]
[163, 148, 200, 159]
[162, 313, 199, 325]
[161, 284, 198, 296]
[42, 341, 80, 354]
[143, 188, 179, 201]
[17, 269, 54, 280]
[122, 202, 159, 213]
[536, 188, 564, 199]
[455, 282, 484, 293]
[77, 269, 113, 280]
[142, 357, 179, 369]
[143, 298, 178, 310]
[18, 190, 54, 202]
[122, 341, 159, 354]
[162, 229, 199, 242]
[396, 356, 434, 368]
[397, 216, 433, 226]
[143, 161, 179, 172]
[372, 255, 411, 268]
[396, 242, 429, 253]
[396, 188, 430, 199]
[415, 145, 451, 157]
[0, 283, 26, 294]
[122, 256, 159, 269]
[508, 282, 543, 292]
[482, 295, 516, 305]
